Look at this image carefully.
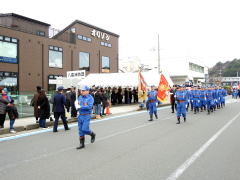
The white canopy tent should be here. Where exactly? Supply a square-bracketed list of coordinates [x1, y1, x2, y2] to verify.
[77, 72, 174, 88]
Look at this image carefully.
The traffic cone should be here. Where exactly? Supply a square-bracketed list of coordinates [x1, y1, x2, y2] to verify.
[106, 106, 111, 115]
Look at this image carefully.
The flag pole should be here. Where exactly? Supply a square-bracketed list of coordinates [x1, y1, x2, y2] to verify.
[158, 34, 160, 74]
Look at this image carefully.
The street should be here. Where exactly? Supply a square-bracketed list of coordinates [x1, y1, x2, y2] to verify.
[0, 98, 240, 180]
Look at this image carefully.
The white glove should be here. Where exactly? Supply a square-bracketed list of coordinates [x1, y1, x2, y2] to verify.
[75, 100, 81, 109]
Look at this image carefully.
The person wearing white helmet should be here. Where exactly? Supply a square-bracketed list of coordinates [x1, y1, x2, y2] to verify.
[76, 85, 96, 150]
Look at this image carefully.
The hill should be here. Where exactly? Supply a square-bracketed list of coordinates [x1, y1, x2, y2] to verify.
[209, 59, 240, 77]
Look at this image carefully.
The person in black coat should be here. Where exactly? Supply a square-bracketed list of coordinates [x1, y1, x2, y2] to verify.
[70, 87, 77, 117]
[117, 87, 123, 104]
[111, 88, 117, 105]
[101, 90, 108, 116]
[133, 87, 138, 103]
[37, 90, 50, 128]
[94, 89, 103, 119]
[53, 86, 70, 132]
[170, 87, 176, 113]
[6, 99, 18, 133]
[124, 88, 129, 104]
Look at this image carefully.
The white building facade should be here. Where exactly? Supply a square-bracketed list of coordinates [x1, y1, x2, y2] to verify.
[161, 57, 208, 85]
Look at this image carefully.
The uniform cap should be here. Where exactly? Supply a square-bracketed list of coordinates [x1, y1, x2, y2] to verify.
[57, 86, 64, 91]
[80, 85, 90, 91]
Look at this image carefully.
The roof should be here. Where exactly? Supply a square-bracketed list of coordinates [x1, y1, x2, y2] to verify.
[77, 72, 173, 87]
[53, 20, 119, 39]
[0, 13, 50, 26]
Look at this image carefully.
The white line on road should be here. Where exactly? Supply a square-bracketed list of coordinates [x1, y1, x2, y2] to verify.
[166, 111, 240, 180]
[0, 106, 169, 142]
[0, 115, 175, 173]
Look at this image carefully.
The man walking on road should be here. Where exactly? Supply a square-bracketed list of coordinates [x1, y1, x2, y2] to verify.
[147, 85, 158, 121]
[76, 85, 96, 150]
[53, 86, 70, 132]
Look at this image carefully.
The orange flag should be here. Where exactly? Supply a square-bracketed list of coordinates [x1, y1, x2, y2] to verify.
[138, 72, 148, 101]
[157, 74, 170, 103]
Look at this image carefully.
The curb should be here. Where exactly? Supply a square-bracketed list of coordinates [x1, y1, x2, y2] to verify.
[0, 103, 171, 136]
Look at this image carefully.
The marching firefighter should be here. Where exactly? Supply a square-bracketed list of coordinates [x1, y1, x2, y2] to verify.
[76, 85, 96, 150]
[175, 85, 188, 124]
[147, 85, 158, 121]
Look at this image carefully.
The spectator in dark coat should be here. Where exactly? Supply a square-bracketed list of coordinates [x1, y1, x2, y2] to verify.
[70, 87, 77, 117]
[31, 86, 41, 123]
[117, 87, 123, 104]
[0, 88, 10, 128]
[37, 90, 50, 128]
[111, 88, 117, 105]
[129, 88, 133, 104]
[53, 86, 70, 132]
[124, 88, 129, 104]
[101, 90, 108, 116]
[133, 87, 138, 103]
[94, 89, 103, 119]
[6, 99, 18, 133]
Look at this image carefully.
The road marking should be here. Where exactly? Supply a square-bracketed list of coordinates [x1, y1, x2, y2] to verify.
[0, 115, 175, 172]
[0, 106, 170, 142]
[166, 111, 240, 180]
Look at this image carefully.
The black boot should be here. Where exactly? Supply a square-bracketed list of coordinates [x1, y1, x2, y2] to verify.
[194, 108, 196, 114]
[149, 114, 153, 121]
[90, 132, 96, 143]
[208, 109, 210, 114]
[176, 117, 180, 124]
[154, 113, 158, 119]
[76, 136, 85, 150]
[201, 107, 203, 112]
[184, 117, 186, 122]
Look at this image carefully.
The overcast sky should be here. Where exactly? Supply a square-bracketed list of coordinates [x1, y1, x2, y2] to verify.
[2, 0, 240, 68]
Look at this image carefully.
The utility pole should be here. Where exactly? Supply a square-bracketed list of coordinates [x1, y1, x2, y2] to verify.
[158, 34, 160, 74]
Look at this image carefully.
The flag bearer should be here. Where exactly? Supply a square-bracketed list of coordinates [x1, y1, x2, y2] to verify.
[147, 85, 158, 121]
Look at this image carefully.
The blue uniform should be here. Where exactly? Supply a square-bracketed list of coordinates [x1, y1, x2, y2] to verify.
[192, 90, 200, 111]
[206, 90, 214, 111]
[220, 88, 227, 106]
[147, 90, 158, 115]
[175, 90, 187, 118]
[77, 94, 94, 137]
[199, 90, 206, 110]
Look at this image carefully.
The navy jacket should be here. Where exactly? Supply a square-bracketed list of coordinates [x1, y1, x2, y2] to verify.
[53, 93, 66, 113]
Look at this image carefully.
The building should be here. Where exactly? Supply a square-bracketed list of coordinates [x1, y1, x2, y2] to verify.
[0, 13, 119, 93]
[161, 57, 208, 85]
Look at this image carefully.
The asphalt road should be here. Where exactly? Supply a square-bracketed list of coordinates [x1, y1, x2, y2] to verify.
[0, 97, 240, 180]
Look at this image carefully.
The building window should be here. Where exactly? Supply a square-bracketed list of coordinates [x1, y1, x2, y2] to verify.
[79, 52, 90, 70]
[36, 31, 45, 37]
[71, 28, 76, 33]
[0, 71, 18, 94]
[100, 41, 112, 48]
[77, 34, 92, 43]
[87, 37, 92, 42]
[0, 35, 18, 64]
[49, 46, 63, 68]
[102, 56, 110, 73]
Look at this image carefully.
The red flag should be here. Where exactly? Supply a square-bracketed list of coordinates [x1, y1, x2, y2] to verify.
[157, 74, 170, 103]
[138, 72, 148, 101]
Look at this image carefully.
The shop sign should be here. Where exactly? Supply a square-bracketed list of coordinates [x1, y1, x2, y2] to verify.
[91, 29, 110, 41]
[67, 70, 86, 79]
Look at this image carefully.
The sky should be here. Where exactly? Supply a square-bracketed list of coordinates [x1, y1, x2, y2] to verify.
[2, 0, 240, 68]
